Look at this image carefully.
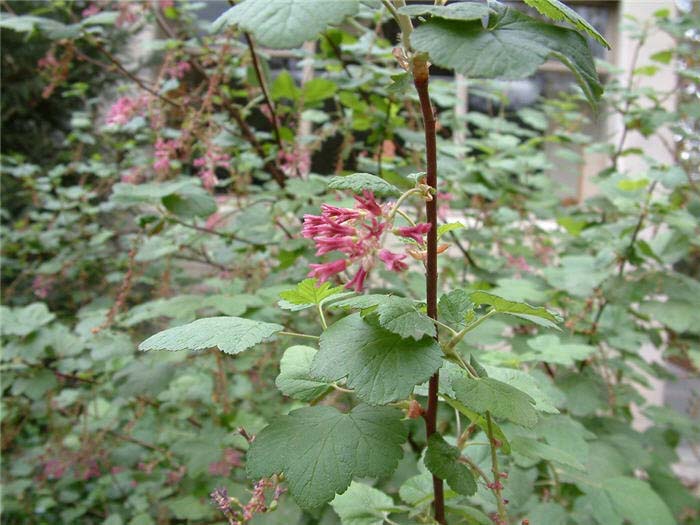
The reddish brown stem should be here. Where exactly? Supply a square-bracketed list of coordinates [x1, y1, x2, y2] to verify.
[413, 59, 446, 525]
[244, 33, 283, 150]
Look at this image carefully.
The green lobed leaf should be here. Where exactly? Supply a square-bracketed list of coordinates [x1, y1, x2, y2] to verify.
[302, 78, 337, 104]
[375, 299, 436, 340]
[327, 294, 435, 340]
[278, 278, 346, 311]
[212, 0, 360, 49]
[522, 0, 610, 49]
[110, 179, 216, 218]
[602, 477, 676, 525]
[543, 255, 610, 298]
[138, 316, 283, 355]
[424, 434, 477, 496]
[0, 303, 55, 337]
[311, 313, 442, 404]
[328, 294, 399, 310]
[271, 70, 300, 101]
[450, 506, 492, 525]
[275, 345, 332, 401]
[436, 222, 465, 239]
[411, 5, 603, 108]
[246, 404, 407, 509]
[399, 472, 434, 507]
[485, 365, 562, 414]
[398, 3, 492, 21]
[330, 482, 395, 525]
[510, 436, 585, 470]
[520, 334, 596, 366]
[451, 376, 539, 427]
[438, 289, 472, 329]
[0, 15, 72, 38]
[327, 173, 401, 197]
[470, 290, 561, 328]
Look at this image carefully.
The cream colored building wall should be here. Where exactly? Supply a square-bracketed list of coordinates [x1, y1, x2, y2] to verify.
[614, 1, 678, 428]
[614, 0, 677, 175]
[580, 0, 678, 199]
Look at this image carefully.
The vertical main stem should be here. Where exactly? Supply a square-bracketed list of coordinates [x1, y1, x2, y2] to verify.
[413, 58, 445, 525]
[487, 412, 508, 524]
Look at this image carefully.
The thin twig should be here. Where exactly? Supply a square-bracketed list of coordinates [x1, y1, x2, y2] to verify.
[244, 33, 283, 149]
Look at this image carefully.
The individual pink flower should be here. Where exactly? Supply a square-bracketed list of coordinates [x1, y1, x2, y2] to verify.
[346, 267, 368, 292]
[308, 259, 348, 282]
[396, 223, 432, 244]
[379, 249, 408, 272]
[355, 190, 383, 216]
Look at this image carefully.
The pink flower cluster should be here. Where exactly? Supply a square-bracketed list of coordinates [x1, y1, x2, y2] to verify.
[32, 275, 55, 299]
[106, 96, 145, 126]
[506, 254, 532, 276]
[278, 148, 311, 178]
[194, 148, 230, 190]
[207, 448, 242, 477]
[121, 167, 143, 184]
[154, 138, 179, 174]
[302, 191, 431, 291]
[167, 61, 191, 80]
[81, 3, 100, 17]
[210, 478, 285, 525]
[82, 2, 139, 27]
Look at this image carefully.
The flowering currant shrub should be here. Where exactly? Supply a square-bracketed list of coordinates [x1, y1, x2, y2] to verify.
[1, 1, 699, 525]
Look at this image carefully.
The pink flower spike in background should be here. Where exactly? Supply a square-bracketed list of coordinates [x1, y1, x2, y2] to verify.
[106, 96, 144, 126]
[153, 138, 178, 174]
[396, 223, 432, 244]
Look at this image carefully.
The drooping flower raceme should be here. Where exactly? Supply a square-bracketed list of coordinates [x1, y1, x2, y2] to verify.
[194, 147, 230, 190]
[153, 138, 179, 175]
[302, 190, 430, 291]
[106, 96, 145, 126]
